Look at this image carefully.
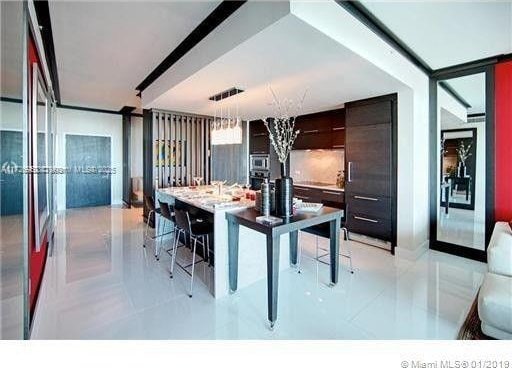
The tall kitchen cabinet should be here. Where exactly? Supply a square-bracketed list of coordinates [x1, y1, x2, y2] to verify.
[344, 94, 397, 254]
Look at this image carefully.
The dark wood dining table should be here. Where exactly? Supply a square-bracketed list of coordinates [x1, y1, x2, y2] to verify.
[225, 206, 344, 329]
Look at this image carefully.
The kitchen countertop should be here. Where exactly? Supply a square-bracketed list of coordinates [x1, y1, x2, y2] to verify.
[157, 186, 255, 213]
[293, 181, 345, 192]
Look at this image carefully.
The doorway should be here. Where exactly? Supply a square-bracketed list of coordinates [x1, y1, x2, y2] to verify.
[65, 134, 111, 208]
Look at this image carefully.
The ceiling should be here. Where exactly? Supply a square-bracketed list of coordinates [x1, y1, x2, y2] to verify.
[149, 13, 405, 120]
[49, 0, 221, 110]
[445, 73, 486, 115]
[360, 1, 512, 70]
[1, 1, 24, 99]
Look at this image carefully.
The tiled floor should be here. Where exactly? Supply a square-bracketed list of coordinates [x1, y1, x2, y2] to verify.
[31, 206, 487, 339]
[0, 214, 24, 339]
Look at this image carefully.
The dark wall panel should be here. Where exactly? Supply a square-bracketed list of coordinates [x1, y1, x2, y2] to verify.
[66, 134, 111, 209]
[122, 114, 131, 207]
[0, 130, 23, 215]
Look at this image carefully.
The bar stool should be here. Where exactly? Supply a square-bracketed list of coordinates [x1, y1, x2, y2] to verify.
[170, 208, 213, 297]
[299, 202, 353, 274]
[156, 200, 176, 261]
[143, 195, 162, 250]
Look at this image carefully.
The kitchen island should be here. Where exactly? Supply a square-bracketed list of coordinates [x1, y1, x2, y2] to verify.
[156, 186, 291, 298]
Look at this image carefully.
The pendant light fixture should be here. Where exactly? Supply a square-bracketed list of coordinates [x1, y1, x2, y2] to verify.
[210, 87, 243, 145]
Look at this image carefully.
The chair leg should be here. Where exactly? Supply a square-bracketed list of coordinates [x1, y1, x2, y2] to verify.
[170, 229, 180, 278]
[315, 235, 319, 262]
[189, 237, 197, 298]
[297, 232, 302, 273]
[201, 235, 206, 262]
[156, 217, 163, 260]
[343, 227, 354, 274]
[206, 234, 211, 267]
[144, 209, 154, 247]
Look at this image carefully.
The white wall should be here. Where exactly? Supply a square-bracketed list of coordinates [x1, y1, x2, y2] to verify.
[0, 100, 23, 131]
[291, 2, 431, 258]
[55, 108, 123, 211]
[130, 116, 143, 178]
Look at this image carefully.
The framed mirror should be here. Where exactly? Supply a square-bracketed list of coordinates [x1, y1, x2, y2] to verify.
[32, 63, 50, 252]
[430, 66, 494, 261]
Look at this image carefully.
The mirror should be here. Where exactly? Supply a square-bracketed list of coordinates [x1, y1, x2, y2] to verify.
[437, 73, 486, 250]
[33, 64, 50, 251]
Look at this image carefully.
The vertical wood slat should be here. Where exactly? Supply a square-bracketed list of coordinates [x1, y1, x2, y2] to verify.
[172, 114, 177, 186]
[175, 114, 179, 185]
[152, 112, 158, 189]
[190, 117, 196, 179]
[206, 118, 210, 184]
[160, 114, 166, 188]
[159, 112, 163, 188]
[187, 116, 192, 185]
[164, 113, 169, 187]
[180, 116, 185, 186]
[170, 114, 175, 186]
[196, 117, 200, 179]
[167, 113, 171, 187]
[200, 118, 205, 180]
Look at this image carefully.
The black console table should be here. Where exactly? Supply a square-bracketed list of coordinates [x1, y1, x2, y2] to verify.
[225, 206, 343, 329]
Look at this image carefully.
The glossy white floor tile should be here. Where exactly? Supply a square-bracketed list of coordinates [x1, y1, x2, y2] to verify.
[31, 206, 487, 340]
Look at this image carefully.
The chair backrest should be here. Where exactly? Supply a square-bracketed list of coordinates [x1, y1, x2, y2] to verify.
[144, 195, 155, 212]
[174, 208, 191, 233]
[158, 200, 173, 221]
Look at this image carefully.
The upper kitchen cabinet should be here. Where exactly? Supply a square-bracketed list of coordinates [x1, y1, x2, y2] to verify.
[249, 120, 270, 154]
[331, 108, 345, 149]
[293, 108, 345, 150]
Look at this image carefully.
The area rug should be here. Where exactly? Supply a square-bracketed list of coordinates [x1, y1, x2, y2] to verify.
[457, 294, 494, 340]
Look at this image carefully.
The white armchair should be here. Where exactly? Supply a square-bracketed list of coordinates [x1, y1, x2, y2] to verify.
[478, 222, 512, 339]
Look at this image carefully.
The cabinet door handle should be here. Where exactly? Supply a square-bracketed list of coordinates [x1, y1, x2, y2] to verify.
[332, 127, 345, 131]
[295, 195, 309, 200]
[354, 195, 378, 201]
[253, 133, 266, 137]
[303, 129, 319, 134]
[348, 162, 353, 182]
[322, 190, 341, 195]
[253, 151, 266, 154]
[353, 215, 379, 223]
[332, 145, 344, 148]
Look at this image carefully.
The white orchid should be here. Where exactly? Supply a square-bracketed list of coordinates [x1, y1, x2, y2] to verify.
[457, 141, 472, 165]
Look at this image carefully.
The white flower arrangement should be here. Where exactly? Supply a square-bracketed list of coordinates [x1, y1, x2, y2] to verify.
[457, 141, 472, 165]
[263, 87, 307, 164]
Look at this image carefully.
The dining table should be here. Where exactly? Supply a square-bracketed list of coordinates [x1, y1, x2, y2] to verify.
[225, 206, 344, 329]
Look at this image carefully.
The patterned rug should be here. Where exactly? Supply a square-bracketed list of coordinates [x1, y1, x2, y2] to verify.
[457, 294, 494, 340]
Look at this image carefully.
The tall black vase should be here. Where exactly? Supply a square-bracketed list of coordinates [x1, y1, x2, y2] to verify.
[275, 162, 293, 217]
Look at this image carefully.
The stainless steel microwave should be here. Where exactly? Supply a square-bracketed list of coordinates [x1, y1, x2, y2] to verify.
[250, 154, 270, 171]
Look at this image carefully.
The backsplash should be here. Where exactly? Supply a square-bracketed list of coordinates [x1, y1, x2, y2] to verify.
[290, 149, 344, 184]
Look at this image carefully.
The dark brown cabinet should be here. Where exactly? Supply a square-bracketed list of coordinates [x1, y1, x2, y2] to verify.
[294, 111, 331, 150]
[344, 94, 396, 252]
[331, 109, 345, 149]
[293, 109, 345, 150]
[249, 120, 270, 154]
[294, 185, 345, 207]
